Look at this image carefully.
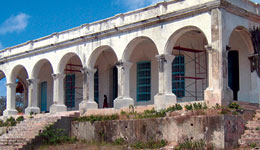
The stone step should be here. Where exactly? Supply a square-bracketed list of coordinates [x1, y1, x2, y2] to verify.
[241, 133, 260, 139]
[0, 111, 79, 150]
[239, 138, 260, 146]
[244, 129, 260, 135]
[245, 123, 260, 130]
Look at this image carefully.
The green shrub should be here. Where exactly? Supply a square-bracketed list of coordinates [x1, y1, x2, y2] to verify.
[39, 125, 76, 145]
[220, 108, 230, 115]
[175, 104, 183, 110]
[232, 111, 239, 115]
[114, 138, 126, 145]
[16, 116, 24, 122]
[202, 103, 208, 109]
[120, 111, 126, 115]
[215, 103, 221, 109]
[228, 102, 241, 110]
[185, 104, 193, 111]
[249, 143, 257, 148]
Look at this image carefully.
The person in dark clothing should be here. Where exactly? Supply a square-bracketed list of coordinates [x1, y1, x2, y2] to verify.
[103, 95, 108, 108]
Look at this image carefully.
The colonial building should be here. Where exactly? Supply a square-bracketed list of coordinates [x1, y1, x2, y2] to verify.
[0, 0, 259, 116]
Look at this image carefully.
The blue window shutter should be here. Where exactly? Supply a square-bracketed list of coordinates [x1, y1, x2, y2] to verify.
[172, 56, 185, 98]
[65, 74, 75, 108]
[136, 61, 151, 102]
[94, 70, 99, 104]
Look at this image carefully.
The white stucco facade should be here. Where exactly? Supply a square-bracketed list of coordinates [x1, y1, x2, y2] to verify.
[0, 0, 259, 116]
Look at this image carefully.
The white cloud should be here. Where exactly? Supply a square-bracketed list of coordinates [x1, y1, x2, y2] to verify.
[0, 13, 30, 35]
[117, 0, 164, 10]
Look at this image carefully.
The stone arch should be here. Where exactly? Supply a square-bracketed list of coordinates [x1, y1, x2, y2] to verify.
[87, 45, 118, 69]
[31, 59, 54, 79]
[122, 36, 159, 62]
[87, 45, 119, 108]
[10, 65, 29, 83]
[164, 26, 209, 55]
[164, 25, 209, 102]
[57, 52, 84, 74]
[0, 70, 7, 115]
[30, 59, 54, 112]
[122, 36, 159, 106]
[228, 26, 255, 102]
[228, 26, 254, 54]
[9, 64, 29, 112]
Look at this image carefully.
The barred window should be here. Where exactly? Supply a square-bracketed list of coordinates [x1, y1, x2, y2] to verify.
[136, 61, 151, 102]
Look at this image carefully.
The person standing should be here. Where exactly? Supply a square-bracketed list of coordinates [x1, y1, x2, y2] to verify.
[103, 95, 108, 108]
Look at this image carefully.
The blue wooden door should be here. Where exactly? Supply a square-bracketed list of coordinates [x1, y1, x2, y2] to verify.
[40, 82, 47, 112]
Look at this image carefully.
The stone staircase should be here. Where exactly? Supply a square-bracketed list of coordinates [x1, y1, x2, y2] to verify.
[0, 111, 79, 150]
[239, 109, 260, 149]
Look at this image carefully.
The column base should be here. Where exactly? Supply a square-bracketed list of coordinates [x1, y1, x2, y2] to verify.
[25, 107, 40, 115]
[3, 109, 18, 116]
[79, 101, 98, 115]
[50, 104, 67, 114]
[114, 97, 134, 109]
[204, 87, 233, 107]
[154, 93, 177, 110]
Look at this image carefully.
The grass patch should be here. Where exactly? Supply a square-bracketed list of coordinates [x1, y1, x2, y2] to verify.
[175, 139, 214, 150]
[130, 140, 167, 149]
[74, 114, 119, 123]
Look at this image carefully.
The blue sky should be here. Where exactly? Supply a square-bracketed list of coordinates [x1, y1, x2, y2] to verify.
[0, 0, 259, 96]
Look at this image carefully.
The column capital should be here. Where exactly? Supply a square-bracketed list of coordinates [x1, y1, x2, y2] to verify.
[156, 54, 174, 63]
[115, 60, 132, 69]
[80, 68, 97, 75]
[52, 73, 66, 80]
[6, 82, 16, 87]
[205, 44, 215, 53]
[26, 78, 40, 85]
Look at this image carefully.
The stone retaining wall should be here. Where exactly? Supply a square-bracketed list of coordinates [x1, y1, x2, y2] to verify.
[71, 113, 254, 150]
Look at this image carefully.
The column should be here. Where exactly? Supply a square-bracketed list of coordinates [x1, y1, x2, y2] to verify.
[50, 73, 67, 114]
[204, 8, 232, 107]
[3, 82, 18, 116]
[79, 68, 98, 114]
[25, 79, 40, 114]
[114, 61, 134, 109]
[154, 54, 177, 110]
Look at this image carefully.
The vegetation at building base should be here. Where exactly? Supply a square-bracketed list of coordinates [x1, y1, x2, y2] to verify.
[74, 102, 245, 124]
[175, 139, 214, 150]
[38, 137, 167, 150]
[74, 114, 119, 123]
[0, 116, 24, 127]
[130, 139, 167, 149]
[39, 125, 76, 145]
